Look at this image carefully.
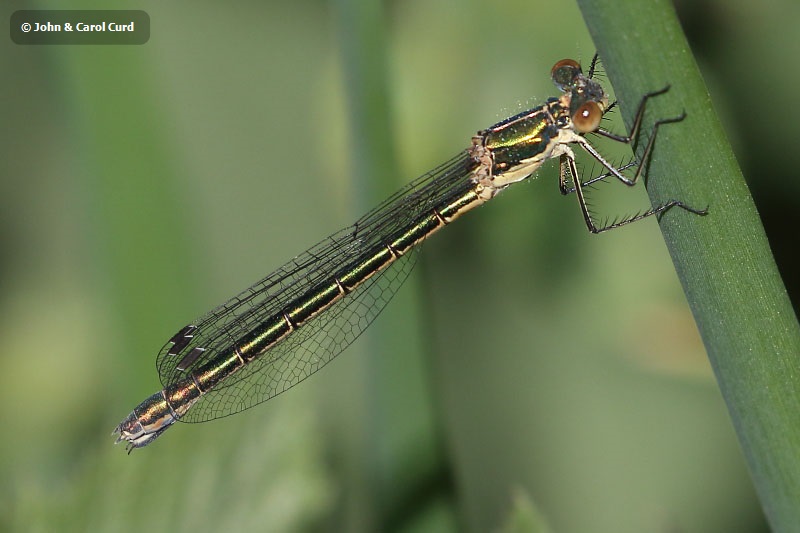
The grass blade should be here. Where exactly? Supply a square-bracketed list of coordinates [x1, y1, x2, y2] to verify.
[576, 0, 800, 528]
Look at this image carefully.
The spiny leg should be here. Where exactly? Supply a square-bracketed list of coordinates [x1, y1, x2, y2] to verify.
[587, 53, 600, 78]
[557, 151, 628, 194]
[561, 153, 611, 233]
[561, 86, 681, 194]
[559, 160, 637, 195]
[596, 110, 686, 188]
[597, 85, 673, 148]
[593, 87, 684, 188]
[560, 152, 706, 234]
[575, 110, 681, 191]
[558, 144, 638, 196]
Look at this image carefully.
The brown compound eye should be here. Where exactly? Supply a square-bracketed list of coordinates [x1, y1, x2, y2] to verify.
[551, 59, 582, 89]
[572, 101, 602, 133]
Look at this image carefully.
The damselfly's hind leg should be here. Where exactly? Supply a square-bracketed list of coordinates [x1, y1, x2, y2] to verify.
[559, 153, 706, 234]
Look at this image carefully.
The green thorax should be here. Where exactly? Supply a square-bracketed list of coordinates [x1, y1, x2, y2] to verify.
[479, 98, 568, 175]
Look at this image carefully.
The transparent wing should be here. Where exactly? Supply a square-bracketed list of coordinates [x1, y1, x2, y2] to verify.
[178, 247, 417, 422]
[153, 152, 476, 419]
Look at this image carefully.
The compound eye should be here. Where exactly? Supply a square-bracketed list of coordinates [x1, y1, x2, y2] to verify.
[572, 101, 602, 133]
[551, 59, 582, 89]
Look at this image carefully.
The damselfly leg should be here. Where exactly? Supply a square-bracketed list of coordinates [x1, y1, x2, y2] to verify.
[559, 85, 707, 234]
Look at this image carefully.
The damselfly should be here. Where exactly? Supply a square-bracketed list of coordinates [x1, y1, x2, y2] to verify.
[114, 57, 705, 451]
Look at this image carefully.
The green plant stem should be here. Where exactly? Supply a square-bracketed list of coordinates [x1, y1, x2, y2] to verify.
[576, 1, 800, 528]
[332, 0, 449, 530]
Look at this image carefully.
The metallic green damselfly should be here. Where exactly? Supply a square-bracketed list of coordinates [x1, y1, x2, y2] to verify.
[114, 57, 705, 451]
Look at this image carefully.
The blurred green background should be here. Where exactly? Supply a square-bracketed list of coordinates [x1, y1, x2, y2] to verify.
[1, 0, 795, 531]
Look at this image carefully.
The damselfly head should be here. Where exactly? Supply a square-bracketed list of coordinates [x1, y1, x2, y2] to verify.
[551, 58, 608, 133]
